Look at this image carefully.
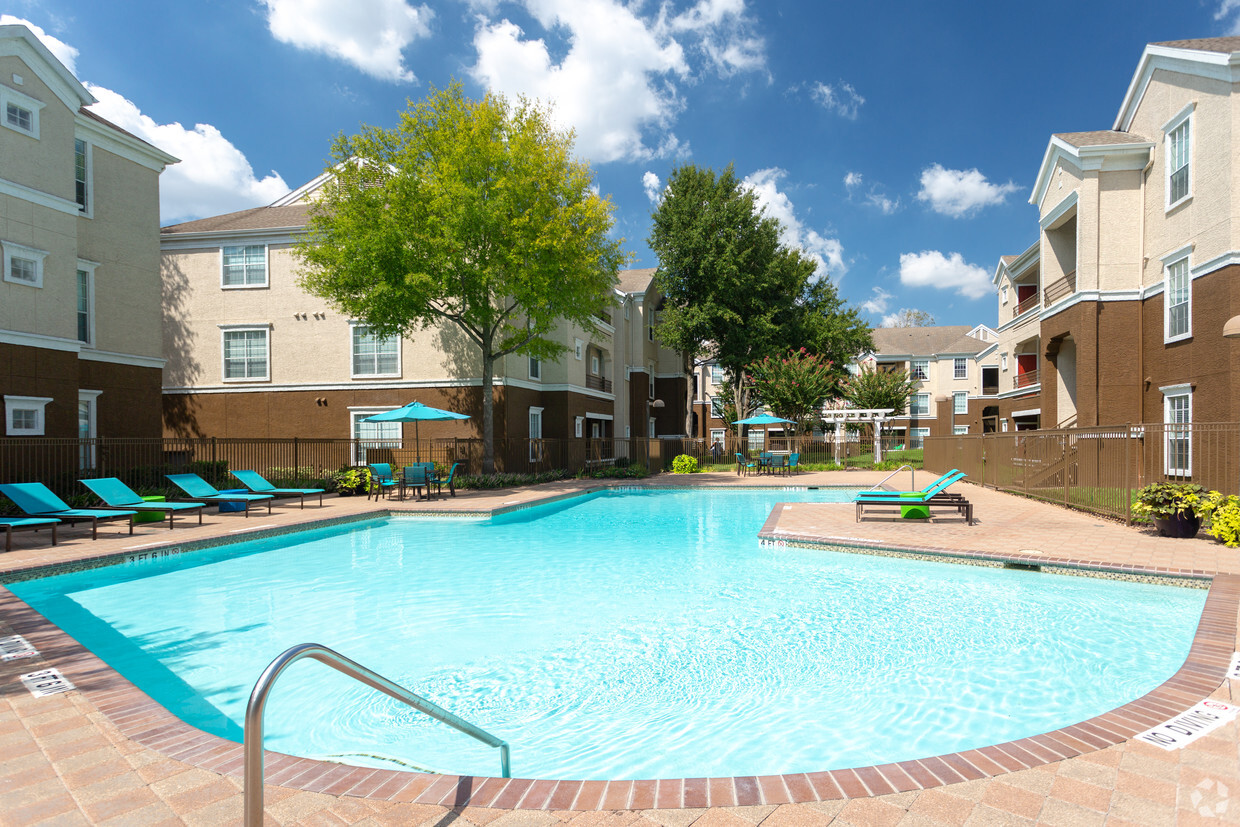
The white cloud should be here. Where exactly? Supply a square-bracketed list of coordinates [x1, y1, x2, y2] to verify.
[898, 250, 991, 299]
[0, 15, 78, 74]
[861, 286, 894, 315]
[1217, 1, 1240, 34]
[261, 0, 433, 83]
[844, 171, 898, 214]
[917, 163, 1021, 218]
[743, 167, 845, 279]
[642, 170, 663, 205]
[843, 171, 863, 191]
[470, 0, 764, 163]
[86, 85, 289, 223]
[810, 80, 864, 119]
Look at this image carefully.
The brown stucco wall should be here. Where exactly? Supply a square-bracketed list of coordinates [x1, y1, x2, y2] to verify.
[654, 376, 689, 435]
[79, 361, 164, 439]
[1, 343, 79, 438]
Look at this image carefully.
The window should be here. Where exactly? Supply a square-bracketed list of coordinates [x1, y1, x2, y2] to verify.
[711, 398, 724, 418]
[529, 407, 543, 462]
[6, 102, 31, 132]
[954, 425, 969, 435]
[954, 358, 967, 380]
[3, 241, 47, 288]
[953, 391, 968, 415]
[911, 359, 928, 380]
[75, 139, 90, 214]
[529, 357, 541, 381]
[910, 427, 930, 449]
[1001, 285, 1008, 305]
[710, 428, 725, 444]
[76, 265, 95, 345]
[78, 390, 101, 470]
[648, 363, 655, 398]
[1001, 352, 1008, 371]
[4, 395, 51, 436]
[1164, 256, 1191, 342]
[221, 245, 267, 287]
[1163, 386, 1192, 476]
[351, 409, 401, 465]
[1166, 115, 1191, 208]
[0, 85, 41, 138]
[710, 365, 723, 384]
[911, 393, 930, 416]
[350, 325, 399, 377]
[222, 327, 269, 381]
[574, 339, 583, 360]
[591, 353, 600, 375]
[575, 416, 584, 438]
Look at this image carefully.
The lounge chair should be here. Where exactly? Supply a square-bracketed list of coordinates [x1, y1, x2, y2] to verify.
[401, 463, 437, 501]
[367, 464, 399, 501]
[857, 469, 965, 498]
[854, 472, 974, 525]
[735, 453, 757, 476]
[81, 478, 206, 529]
[230, 470, 324, 508]
[430, 462, 462, 498]
[0, 483, 135, 539]
[165, 474, 273, 517]
[1, 517, 58, 551]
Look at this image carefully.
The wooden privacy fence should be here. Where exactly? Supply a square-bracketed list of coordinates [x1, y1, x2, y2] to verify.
[924, 422, 1240, 523]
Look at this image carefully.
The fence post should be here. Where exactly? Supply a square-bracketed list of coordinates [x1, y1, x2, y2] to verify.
[212, 436, 217, 467]
[293, 437, 299, 476]
[1125, 423, 1131, 526]
[1062, 433, 1069, 507]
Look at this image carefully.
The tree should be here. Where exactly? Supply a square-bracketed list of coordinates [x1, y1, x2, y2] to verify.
[840, 365, 918, 417]
[649, 164, 870, 435]
[749, 348, 836, 434]
[296, 84, 625, 472]
[883, 308, 936, 327]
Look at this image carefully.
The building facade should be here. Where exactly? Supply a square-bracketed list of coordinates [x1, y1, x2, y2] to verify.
[159, 178, 688, 445]
[0, 24, 177, 445]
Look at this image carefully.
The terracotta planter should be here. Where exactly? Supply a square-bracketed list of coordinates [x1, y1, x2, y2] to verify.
[1153, 513, 1202, 539]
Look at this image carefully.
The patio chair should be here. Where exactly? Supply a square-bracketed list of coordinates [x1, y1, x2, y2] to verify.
[231, 470, 325, 508]
[367, 464, 399, 501]
[1, 517, 58, 552]
[787, 453, 800, 475]
[80, 478, 205, 529]
[0, 483, 135, 539]
[429, 462, 462, 498]
[735, 453, 757, 476]
[401, 463, 437, 501]
[165, 474, 273, 517]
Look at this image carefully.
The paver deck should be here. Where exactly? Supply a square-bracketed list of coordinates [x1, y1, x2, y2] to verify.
[2, 470, 1239, 825]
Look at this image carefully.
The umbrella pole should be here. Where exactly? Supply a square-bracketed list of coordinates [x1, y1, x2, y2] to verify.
[415, 422, 421, 462]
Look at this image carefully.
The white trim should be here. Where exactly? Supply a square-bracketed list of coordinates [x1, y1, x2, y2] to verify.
[574, 416, 583, 438]
[220, 326, 270, 383]
[1160, 242, 1194, 264]
[1115, 45, 1239, 132]
[0, 25, 95, 111]
[1011, 408, 1041, 418]
[163, 377, 615, 399]
[2, 240, 47, 288]
[1161, 100, 1197, 135]
[584, 412, 613, 420]
[75, 260, 96, 347]
[77, 389, 101, 467]
[160, 227, 301, 248]
[997, 385, 1040, 400]
[73, 137, 92, 218]
[574, 338, 583, 360]
[1040, 190, 1078, 230]
[220, 243, 269, 289]
[0, 176, 80, 215]
[348, 322, 401, 380]
[4, 394, 52, 436]
[0, 328, 80, 353]
[1161, 384, 1193, 477]
[952, 391, 968, 415]
[1163, 252, 1191, 344]
[269, 170, 334, 206]
[73, 110, 179, 171]
[78, 349, 165, 369]
[1164, 107, 1193, 212]
[953, 357, 968, 380]
[346, 404, 400, 412]
[0, 81, 44, 139]
[1159, 382, 1193, 396]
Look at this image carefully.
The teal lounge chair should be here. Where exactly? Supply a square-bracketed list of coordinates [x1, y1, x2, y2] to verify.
[0, 483, 135, 539]
[165, 474, 273, 517]
[854, 471, 973, 525]
[1, 517, 58, 551]
[367, 464, 399, 501]
[430, 462, 462, 498]
[857, 469, 965, 498]
[231, 470, 324, 508]
[81, 478, 205, 529]
[787, 453, 800, 475]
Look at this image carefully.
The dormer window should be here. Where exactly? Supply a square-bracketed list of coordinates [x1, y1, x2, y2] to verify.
[0, 85, 43, 138]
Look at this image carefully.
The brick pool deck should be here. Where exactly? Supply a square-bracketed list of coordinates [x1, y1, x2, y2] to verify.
[3, 471, 1240, 825]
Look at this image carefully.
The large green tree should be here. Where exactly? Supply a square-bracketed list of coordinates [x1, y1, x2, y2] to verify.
[649, 164, 871, 433]
[297, 84, 625, 472]
[749, 348, 836, 434]
[841, 365, 918, 416]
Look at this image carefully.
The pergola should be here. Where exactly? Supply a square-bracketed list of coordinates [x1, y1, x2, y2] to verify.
[819, 408, 896, 464]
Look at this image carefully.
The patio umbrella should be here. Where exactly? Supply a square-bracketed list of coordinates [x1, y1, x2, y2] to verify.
[732, 413, 795, 454]
[364, 402, 470, 461]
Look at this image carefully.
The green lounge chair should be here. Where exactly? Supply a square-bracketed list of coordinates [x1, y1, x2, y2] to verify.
[165, 474, 273, 517]
[81, 478, 205, 529]
[367, 464, 399, 501]
[1, 517, 58, 551]
[0, 483, 135, 539]
[231, 470, 325, 508]
[430, 462, 462, 498]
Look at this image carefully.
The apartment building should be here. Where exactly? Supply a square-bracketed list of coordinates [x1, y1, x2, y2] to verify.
[0, 24, 177, 444]
[990, 36, 1240, 451]
[159, 177, 687, 444]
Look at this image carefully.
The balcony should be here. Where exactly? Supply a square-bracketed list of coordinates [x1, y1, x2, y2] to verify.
[1014, 369, 1039, 389]
[594, 310, 612, 326]
[1014, 292, 1040, 317]
[586, 374, 613, 393]
[1042, 271, 1076, 306]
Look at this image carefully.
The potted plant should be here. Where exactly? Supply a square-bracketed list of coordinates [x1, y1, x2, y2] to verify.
[1132, 482, 1208, 538]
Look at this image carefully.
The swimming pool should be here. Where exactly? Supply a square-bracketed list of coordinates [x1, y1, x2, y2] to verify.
[10, 488, 1207, 780]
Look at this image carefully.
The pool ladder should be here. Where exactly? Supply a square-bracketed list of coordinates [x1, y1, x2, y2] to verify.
[244, 643, 510, 826]
[867, 464, 916, 491]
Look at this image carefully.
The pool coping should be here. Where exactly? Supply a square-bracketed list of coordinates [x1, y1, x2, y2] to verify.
[0, 482, 1235, 811]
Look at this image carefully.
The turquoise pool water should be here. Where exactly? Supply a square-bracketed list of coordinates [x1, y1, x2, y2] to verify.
[10, 488, 1206, 780]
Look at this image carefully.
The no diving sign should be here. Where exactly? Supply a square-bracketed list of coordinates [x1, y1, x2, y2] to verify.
[1135, 699, 1240, 750]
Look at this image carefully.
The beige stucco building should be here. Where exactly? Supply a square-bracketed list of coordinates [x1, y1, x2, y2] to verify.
[0, 24, 177, 444]
[159, 176, 688, 447]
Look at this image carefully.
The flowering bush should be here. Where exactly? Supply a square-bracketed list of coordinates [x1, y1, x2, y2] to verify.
[1131, 482, 1208, 521]
[671, 454, 699, 474]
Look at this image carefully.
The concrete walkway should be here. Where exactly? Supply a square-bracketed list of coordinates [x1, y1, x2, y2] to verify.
[2, 471, 1238, 825]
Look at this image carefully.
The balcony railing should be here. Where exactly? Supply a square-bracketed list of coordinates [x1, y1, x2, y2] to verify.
[1014, 369, 1039, 389]
[1043, 271, 1076, 306]
[594, 311, 612, 326]
[1014, 292, 1040, 317]
[585, 374, 613, 393]
[982, 384, 999, 396]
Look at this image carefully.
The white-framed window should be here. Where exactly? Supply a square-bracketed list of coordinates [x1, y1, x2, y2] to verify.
[1001, 419, 1009, 432]
[591, 353, 600, 375]
[351, 325, 400, 377]
[648, 363, 655, 398]
[710, 364, 723, 384]
[529, 356, 541, 381]
[910, 427, 930, 449]
[1164, 254, 1191, 342]
[953, 391, 968, 415]
[1166, 111, 1191, 210]
[649, 417, 658, 438]
[529, 407, 543, 462]
[3, 241, 48, 288]
[911, 393, 930, 416]
[350, 408, 401, 466]
[574, 338, 583, 360]
[1001, 352, 1008, 371]
[911, 359, 928, 380]
[78, 390, 102, 470]
[954, 425, 968, 435]
[954, 358, 967, 380]
[75, 138, 92, 215]
[711, 398, 724, 418]
[4, 395, 51, 436]
[575, 416, 584, 438]
[0, 85, 43, 139]
[1162, 385, 1192, 476]
[221, 244, 268, 288]
[710, 428, 725, 443]
[1001, 285, 1008, 305]
[221, 326, 270, 381]
[76, 262, 97, 346]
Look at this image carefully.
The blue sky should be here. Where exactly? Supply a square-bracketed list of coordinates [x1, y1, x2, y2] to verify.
[6, 1, 1238, 329]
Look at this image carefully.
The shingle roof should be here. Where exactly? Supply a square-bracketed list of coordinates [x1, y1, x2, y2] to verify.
[870, 325, 988, 357]
[1153, 37, 1240, 53]
[1000, 255, 1017, 265]
[616, 267, 656, 294]
[1054, 130, 1149, 147]
[161, 204, 312, 234]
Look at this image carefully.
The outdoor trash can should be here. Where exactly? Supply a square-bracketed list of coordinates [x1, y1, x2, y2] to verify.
[134, 495, 165, 523]
[218, 489, 248, 513]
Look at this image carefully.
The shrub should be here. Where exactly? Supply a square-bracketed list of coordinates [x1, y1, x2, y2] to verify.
[458, 469, 571, 489]
[330, 467, 371, 496]
[671, 454, 698, 474]
[1204, 492, 1240, 547]
[578, 465, 648, 480]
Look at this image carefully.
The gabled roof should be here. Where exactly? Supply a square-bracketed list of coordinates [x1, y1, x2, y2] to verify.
[1029, 132, 1152, 209]
[161, 204, 311, 235]
[616, 267, 656, 295]
[1115, 37, 1240, 132]
[0, 24, 93, 111]
[870, 325, 989, 358]
[1053, 130, 1149, 147]
[1152, 36, 1240, 53]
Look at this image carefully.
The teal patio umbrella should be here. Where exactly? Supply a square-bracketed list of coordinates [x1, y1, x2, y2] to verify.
[364, 402, 470, 461]
[732, 413, 795, 454]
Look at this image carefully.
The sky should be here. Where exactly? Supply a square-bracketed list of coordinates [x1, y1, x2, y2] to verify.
[5, 0, 1238, 330]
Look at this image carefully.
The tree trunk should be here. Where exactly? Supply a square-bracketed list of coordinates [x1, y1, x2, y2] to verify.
[683, 352, 694, 437]
[481, 334, 496, 474]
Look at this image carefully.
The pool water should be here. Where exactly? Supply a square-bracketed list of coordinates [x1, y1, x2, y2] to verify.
[10, 488, 1206, 780]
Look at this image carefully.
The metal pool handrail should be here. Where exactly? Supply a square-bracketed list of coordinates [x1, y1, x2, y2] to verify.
[244, 643, 510, 826]
[867, 464, 915, 491]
